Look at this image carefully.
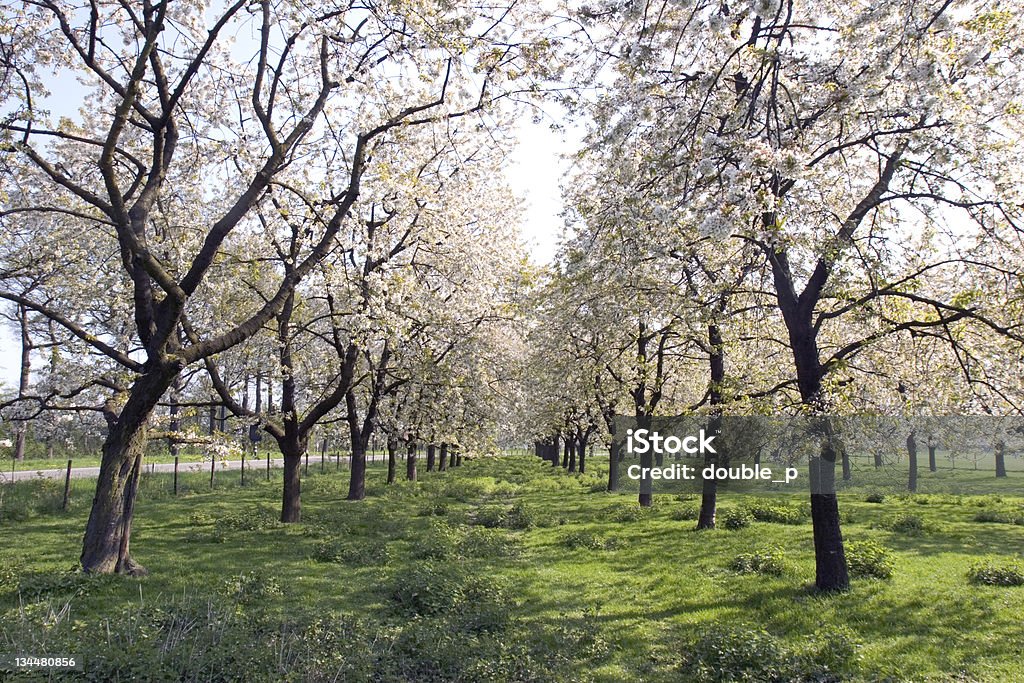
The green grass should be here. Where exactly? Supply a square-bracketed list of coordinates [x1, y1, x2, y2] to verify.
[1, 455, 1022, 681]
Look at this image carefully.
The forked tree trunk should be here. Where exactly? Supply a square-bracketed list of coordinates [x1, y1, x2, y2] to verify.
[81, 368, 177, 575]
[406, 442, 417, 481]
[426, 443, 436, 472]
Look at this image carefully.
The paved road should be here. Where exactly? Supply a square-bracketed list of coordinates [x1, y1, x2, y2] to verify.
[2, 456, 354, 483]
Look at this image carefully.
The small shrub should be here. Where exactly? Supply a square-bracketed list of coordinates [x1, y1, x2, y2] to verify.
[311, 537, 393, 566]
[721, 507, 752, 530]
[220, 506, 279, 531]
[460, 527, 522, 558]
[846, 539, 894, 579]
[562, 530, 607, 551]
[504, 502, 536, 530]
[220, 570, 283, 601]
[670, 503, 701, 521]
[678, 626, 787, 682]
[967, 560, 1024, 586]
[730, 546, 787, 575]
[17, 569, 116, 602]
[416, 501, 449, 517]
[607, 503, 649, 523]
[743, 501, 806, 525]
[678, 625, 858, 683]
[473, 502, 536, 530]
[887, 513, 925, 534]
[387, 563, 511, 630]
[972, 510, 1021, 525]
[864, 492, 886, 504]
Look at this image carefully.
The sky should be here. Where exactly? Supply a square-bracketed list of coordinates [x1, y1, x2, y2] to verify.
[0, 119, 573, 389]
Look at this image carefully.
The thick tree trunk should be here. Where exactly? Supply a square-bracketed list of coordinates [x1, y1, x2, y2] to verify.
[406, 442, 417, 481]
[455, 452, 462, 467]
[809, 435, 849, 592]
[567, 441, 577, 473]
[995, 440, 1007, 478]
[426, 443, 436, 472]
[347, 439, 367, 500]
[438, 443, 448, 472]
[907, 431, 918, 493]
[386, 436, 398, 484]
[449, 447, 456, 469]
[578, 442, 587, 474]
[81, 368, 177, 575]
[928, 444, 937, 472]
[281, 448, 303, 523]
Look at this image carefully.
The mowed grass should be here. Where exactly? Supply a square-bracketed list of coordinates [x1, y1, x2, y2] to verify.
[1, 455, 1022, 682]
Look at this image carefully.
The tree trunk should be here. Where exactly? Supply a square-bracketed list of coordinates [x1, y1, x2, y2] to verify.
[841, 444, 851, 481]
[449, 446, 456, 469]
[809, 434, 849, 592]
[347, 439, 367, 500]
[579, 443, 587, 474]
[928, 444, 937, 472]
[874, 450, 882, 468]
[562, 438, 569, 468]
[386, 436, 398, 484]
[406, 442, 417, 481]
[426, 443, 436, 472]
[698, 323, 726, 529]
[438, 443, 448, 472]
[995, 440, 1007, 478]
[281, 447, 303, 523]
[455, 452, 462, 467]
[13, 302, 32, 461]
[567, 441, 577, 473]
[907, 431, 918, 493]
[81, 367, 177, 575]
[607, 440, 620, 492]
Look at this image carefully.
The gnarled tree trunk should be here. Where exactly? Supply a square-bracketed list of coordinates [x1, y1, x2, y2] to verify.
[81, 367, 178, 575]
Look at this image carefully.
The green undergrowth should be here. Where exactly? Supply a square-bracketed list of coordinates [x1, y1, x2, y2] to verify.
[1, 455, 1022, 681]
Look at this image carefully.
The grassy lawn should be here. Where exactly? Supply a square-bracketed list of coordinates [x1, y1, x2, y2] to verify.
[1, 455, 1022, 681]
